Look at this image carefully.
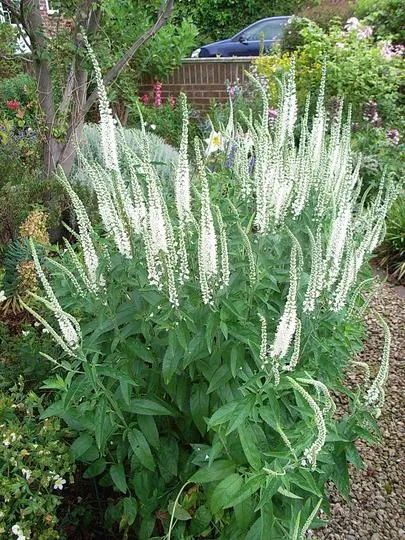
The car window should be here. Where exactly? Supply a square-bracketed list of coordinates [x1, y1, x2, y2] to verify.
[245, 20, 287, 41]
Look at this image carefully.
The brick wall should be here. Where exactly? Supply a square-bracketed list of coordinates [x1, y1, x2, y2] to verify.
[38, 0, 73, 37]
[139, 58, 255, 111]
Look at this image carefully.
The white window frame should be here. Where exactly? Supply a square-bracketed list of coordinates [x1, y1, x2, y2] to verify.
[44, 0, 58, 15]
[0, 3, 12, 24]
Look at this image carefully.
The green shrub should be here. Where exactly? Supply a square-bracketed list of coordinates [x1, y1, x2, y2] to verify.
[0, 23, 23, 78]
[298, 0, 355, 29]
[24, 53, 395, 538]
[0, 381, 75, 539]
[377, 195, 405, 282]
[255, 19, 404, 124]
[354, 0, 405, 43]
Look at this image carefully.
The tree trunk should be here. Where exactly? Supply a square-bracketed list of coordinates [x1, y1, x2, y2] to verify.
[9, 0, 175, 177]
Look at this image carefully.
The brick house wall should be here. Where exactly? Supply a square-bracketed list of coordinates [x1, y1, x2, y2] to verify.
[139, 57, 255, 111]
[37, 0, 73, 36]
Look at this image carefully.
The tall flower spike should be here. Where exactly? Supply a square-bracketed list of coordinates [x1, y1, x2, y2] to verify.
[258, 313, 268, 369]
[86, 162, 132, 259]
[270, 244, 299, 360]
[174, 93, 191, 222]
[282, 318, 301, 372]
[298, 499, 323, 540]
[287, 377, 327, 469]
[297, 377, 336, 415]
[82, 32, 119, 172]
[57, 169, 103, 291]
[214, 206, 230, 287]
[238, 224, 257, 285]
[195, 140, 218, 303]
[366, 315, 391, 408]
[303, 226, 325, 313]
[30, 239, 80, 350]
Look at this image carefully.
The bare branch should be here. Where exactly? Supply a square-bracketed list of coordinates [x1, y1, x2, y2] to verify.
[0, 52, 32, 62]
[83, 0, 174, 114]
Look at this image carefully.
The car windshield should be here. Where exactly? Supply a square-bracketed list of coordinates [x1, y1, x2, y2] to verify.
[240, 19, 288, 41]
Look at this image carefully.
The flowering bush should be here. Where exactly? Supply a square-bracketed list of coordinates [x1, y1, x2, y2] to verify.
[255, 18, 404, 124]
[0, 380, 75, 539]
[23, 44, 396, 538]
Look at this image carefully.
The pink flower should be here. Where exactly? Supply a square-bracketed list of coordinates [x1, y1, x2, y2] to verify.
[357, 26, 373, 39]
[169, 95, 176, 109]
[381, 42, 405, 60]
[268, 108, 278, 121]
[140, 94, 150, 105]
[345, 17, 360, 31]
[154, 81, 162, 107]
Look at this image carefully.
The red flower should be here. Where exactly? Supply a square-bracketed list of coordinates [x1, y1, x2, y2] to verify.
[6, 100, 20, 111]
[140, 94, 150, 105]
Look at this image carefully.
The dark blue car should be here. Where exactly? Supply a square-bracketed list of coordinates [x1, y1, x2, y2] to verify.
[191, 16, 292, 58]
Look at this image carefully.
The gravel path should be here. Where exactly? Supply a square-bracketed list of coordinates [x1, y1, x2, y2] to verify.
[316, 283, 405, 540]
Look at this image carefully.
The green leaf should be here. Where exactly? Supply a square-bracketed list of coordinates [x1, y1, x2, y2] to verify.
[190, 505, 211, 536]
[238, 423, 262, 470]
[331, 445, 350, 500]
[83, 458, 106, 478]
[291, 469, 322, 497]
[189, 460, 236, 483]
[205, 311, 219, 353]
[208, 401, 238, 428]
[71, 433, 94, 460]
[210, 473, 244, 514]
[40, 400, 65, 419]
[225, 474, 264, 508]
[167, 500, 192, 521]
[137, 414, 159, 449]
[207, 364, 233, 393]
[162, 333, 180, 384]
[255, 477, 282, 510]
[128, 428, 155, 471]
[346, 442, 363, 470]
[95, 397, 107, 451]
[122, 497, 138, 526]
[110, 463, 128, 494]
[277, 487, 303, 499]
[41, 375, 66, 390]
[190, 383, 209, 435]
[128, 398, 174, 416]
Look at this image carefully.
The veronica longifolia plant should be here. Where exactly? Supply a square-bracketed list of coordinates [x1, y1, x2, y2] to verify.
[31, 46, 395, 538]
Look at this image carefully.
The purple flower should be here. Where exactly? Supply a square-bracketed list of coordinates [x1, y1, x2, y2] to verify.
[363, 100, 381, 126]
[387, 129, 400, 145]
[249, 156, 255, 175]
[225, 143, 237, 168]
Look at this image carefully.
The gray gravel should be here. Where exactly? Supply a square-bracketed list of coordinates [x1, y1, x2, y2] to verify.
[316, 283, 405, 539]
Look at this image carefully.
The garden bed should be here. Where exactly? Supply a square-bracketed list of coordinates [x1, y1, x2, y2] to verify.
[317, 282, 405, 540]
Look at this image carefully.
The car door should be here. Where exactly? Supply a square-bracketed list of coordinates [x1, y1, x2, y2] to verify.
[231, 19, 289, 56]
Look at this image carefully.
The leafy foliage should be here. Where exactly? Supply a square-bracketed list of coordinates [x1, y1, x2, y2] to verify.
[26, 63, 393, 537]
[255, 19, 404, 123]
[377, 195, 405, 282]
[354, 0, 405, 43]
[0, 381, 75, 539]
